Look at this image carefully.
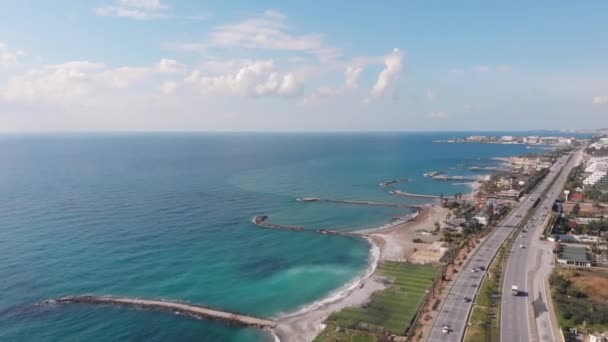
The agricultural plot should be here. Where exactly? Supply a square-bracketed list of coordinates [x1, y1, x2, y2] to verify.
[322, 261, 440, 336]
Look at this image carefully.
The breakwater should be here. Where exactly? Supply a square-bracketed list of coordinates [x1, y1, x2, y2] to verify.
[252, 215, 362, 237]
[469, 166, 507, 172]
[379, 179, 409, 188]
[296, 197, 421, 209]
[423, 171, 482, 182]
[389, 190, 446, 200]
[42, 296, 276, 329]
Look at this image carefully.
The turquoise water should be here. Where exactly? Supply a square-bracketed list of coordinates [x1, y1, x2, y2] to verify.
[0, 133, 544, 341]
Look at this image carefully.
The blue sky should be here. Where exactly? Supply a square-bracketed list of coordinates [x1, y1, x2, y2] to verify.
[0, 0, 607, 131]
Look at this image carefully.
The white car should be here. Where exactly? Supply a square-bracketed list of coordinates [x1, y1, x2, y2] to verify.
[443, 326, 450, 334]
[519, 244, 525, 248]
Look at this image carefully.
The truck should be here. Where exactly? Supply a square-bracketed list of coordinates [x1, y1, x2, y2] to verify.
[512, 285, 519, 296]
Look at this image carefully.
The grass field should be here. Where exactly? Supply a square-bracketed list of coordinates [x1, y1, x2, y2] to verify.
[313, 326, 378, 342]
[320, 261, 440, 337]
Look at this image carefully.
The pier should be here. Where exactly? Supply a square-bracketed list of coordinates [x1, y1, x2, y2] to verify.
[252, 216, 362, 237]
[389, 190, 448, 200]
[296, 197, 421, 209]
[468, 166, 506, 172]
[423, 171, 482, 182]
[43, 295, 276, 329]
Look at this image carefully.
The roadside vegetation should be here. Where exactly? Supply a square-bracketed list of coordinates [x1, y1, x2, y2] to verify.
[315, 262, 440, 341]
[550, 268, 608, 333]
[464, 245, 504, 342]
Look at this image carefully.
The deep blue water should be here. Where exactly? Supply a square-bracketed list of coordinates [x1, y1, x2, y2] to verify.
[0, 132, 574, 341]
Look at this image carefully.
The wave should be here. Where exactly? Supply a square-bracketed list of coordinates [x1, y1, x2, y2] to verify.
[274, 236, 379, 321]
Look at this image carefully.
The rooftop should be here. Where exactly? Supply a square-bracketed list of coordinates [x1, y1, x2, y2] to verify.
[558, 245, 590, 263]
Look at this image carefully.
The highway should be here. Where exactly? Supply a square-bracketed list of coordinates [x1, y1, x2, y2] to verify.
[500, 148, 582, 342]
[427, 151, 572, 342]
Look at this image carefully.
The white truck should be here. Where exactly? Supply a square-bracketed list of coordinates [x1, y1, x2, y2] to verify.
[512, 285, 519, 296]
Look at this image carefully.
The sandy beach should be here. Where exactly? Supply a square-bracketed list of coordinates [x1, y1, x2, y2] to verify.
[272, 204, 451, 341]
[273, 238, 385, 342]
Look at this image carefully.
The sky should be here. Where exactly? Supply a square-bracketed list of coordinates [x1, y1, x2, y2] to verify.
[0, 0, 607, 132]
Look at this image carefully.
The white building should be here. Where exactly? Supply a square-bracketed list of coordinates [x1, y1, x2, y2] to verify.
[524, 136, 539, 144]
[473, 214, 489, 227]
[584, 157, 608, 186]
[501, 136, 514, 142]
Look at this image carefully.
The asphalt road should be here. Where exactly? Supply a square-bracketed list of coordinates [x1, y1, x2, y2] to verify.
[501, 148, 582, 342]
[427, 152, 572, 342]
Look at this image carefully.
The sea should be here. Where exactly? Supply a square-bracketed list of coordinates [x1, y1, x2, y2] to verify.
[0, 132, 582, 341]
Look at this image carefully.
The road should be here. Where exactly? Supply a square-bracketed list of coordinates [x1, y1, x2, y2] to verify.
[500, 148, 582, 342]
[427, 151, 572, 342]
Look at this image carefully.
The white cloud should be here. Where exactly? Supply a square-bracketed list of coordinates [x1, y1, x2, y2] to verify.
[427, 111, 449, 119]
[203, 10, 339, 62]
[593, 96, 608, 105]
[0, 60, 153, 104]
[300, 86, 343, 105]
[452, 65, 513, 74]
[154, 58, 185, 74]
[95, 0, 169, 20]
[472, 65, 490, 73]
[425, 89, 435, 101]
[186, 60, 301, 97]
[160, 81, 177, 95]
[370, 48, 404, 99]
[0, 42, 26, 68]
[345, 65, 363, 89]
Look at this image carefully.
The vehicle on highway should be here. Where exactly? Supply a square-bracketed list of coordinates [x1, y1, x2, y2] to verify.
[442, 326, 450, 334]
[470, 268, 477, 273]
[464, 297, 472, 302]
[512, 285, 519, 295]
[519, 244, 525, 248]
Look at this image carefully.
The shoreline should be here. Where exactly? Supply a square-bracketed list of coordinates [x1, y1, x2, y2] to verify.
[271, 178, 478, 341]
[271, 205, 450, 341]
[272, 236, 384, 342]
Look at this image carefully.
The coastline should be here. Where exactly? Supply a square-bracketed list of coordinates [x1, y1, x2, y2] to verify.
[272, 204, 451, 341]
[272, 236, 384, 342]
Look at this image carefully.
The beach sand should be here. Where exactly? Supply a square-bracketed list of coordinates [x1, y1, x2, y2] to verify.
[272, 205, 451, 341]
[370, 205, 450, 261]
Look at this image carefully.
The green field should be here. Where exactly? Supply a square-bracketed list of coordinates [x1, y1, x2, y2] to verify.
[319, 261, 440, 338]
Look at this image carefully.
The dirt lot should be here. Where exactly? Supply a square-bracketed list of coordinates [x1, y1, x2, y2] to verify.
[562, 201, 608, 215]
[562, 268, 608, 304]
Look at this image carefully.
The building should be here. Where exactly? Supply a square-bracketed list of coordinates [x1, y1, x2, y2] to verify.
[440, 218, 466, 232]
[473, 214, 489, 227]
[589, 332, 608, 342]
[501, 136, 515, 142]
[540, 136, 559, 144]
[575, 217, 603, 226]
[556, 244, 592, 267]
[496, 189, 521, 199]
[524, 136, 540, 144]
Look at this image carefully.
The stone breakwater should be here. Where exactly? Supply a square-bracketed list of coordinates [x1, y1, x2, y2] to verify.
[42, 295, 276, 329]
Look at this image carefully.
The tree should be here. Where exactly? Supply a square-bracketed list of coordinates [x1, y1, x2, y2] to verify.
[572, 203, 581, 216]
